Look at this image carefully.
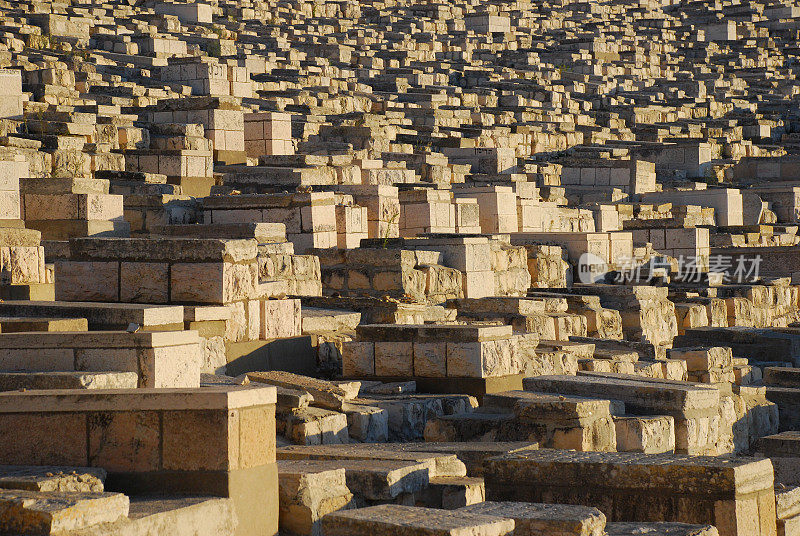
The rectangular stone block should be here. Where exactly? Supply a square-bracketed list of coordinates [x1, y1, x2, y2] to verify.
[484, 450, 776, 536]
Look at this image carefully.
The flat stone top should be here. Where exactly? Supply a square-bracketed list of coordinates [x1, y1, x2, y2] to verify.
[277, 459, 348, 477]
[0, 385, 276, 412]
[776, 485, 800, 519]
[0, 465, 106, 493]
[459, 501, 606, 524]
[277, 444, 467, 477]
[487, 390, 618, 416]
[578, 371, 720, 390]
[756, 431, 800, 456]
[277, 458, 427, 476]
[0, 316, 88, 331]
[448, 297, 547, 315]
[0, 488, 129, 517]
[0, 330, 200, 349]
[604, 522, 719, 536]
[485, 449, 774, 494]
[150, 222, 287, 242]
[0, 301, 184, 327]
[357, 323, 512, 342]
[202, 191, 335, 209]
[323, 504, 515, 535]
[125, 496, 225, 521]
[395, 442, 538, 456]
[0, 227, 42, 247]
[67, 237, 257, 263]
[184, 305, 232, 322]
[523, 374, 719, 411]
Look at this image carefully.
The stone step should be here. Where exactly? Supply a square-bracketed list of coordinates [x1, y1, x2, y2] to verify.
[0, 301, 184, 331]
[277, 444, 467, 478]
[301, 306, 361, 333]
[69, 496, 237, 536]
[0, 316, 88, 333]
[354, 393, 477, 442]
[536, 340, 596, 359]
[278, 458, 428, 502]
[248, 370, 354, 411]
[604, 522, 719, 536]
[0, 371, 138, 392]
[613, 415, 676, 454]
[0, 466, 106, 493]
[387, 442, 538, 477]
[483, 449, 776, 536]
[0, 283, 55, 302]
[417, 476, 485, 510]
[277, 460, 353, 536]
[277, 406, 350, 445]
[342, 401, 389, 443]
[0, 489, 129, 534]
[322, 504, 515, 536]
[522, 373, 718, 416]
[776, 484, 800, 536]
[458, 501, 606, 536]
[764, 366, 800, 388]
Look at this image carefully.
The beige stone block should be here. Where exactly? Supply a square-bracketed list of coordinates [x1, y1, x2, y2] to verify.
[87, 411, 160, 472]
[171, 262, 256, 304]
[140, 343, 199, 388]
[162, 409, 239, 472]
[414, 342, 447, 377]
[0, 348, 74, 371]
[55, 261, 119, 302]
[614, 415, 676, 454]
[342, 342, 374, 376]
[75, 348, 138, 374]
[0, 413, 87, 466]
[375, 341, 413, 376]
[261, 299, 301, 339]
[81, 194, 124, 220]
[246, 299, 260, 341]
[239, 404, 276, 467]
[0, 191, 20, 220]
[24, 194, 79, 220]
[446, 340, 513, 378]
[9, 246, 44, 284]
[120, 262, 169, 304]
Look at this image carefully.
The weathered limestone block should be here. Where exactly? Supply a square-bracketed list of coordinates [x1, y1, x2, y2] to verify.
[204, 193, 336, 253]
[458, 501, 606, 536]
[0, 489, 129, 535]
[614, 415, 675, 454]
[55, 238, 259, 305]
[277, 444, 467, 479]
[0, 465, 106, 493]
[605, 522, 719, 536]
[419, 476, 485, 510]
[278, 407, 349, 445]
[0, 386, 278, 536]
[245, 112, 293, 157]
[345, 324, 522, 379]
[0, 330, 202, 388]
[484, 450, 776, 536]
[523, 374, 729, 455]
[322, 504, 515, 536]
[0, 70, 23, 119]
[431, 390, 617, 452]
[277, 460, 353, 536]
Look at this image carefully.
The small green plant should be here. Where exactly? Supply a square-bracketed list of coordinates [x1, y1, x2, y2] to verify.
[380, 205, 400, 248]
[207, 39, 222, 58]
